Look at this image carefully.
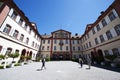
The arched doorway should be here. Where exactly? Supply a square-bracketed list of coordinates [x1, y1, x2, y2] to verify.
[29, 51, 32, 59]
[91, 51, 95, 63]
[97, 49, 105, 63]
[52, 53, 58, 60]
[20, 49, 26, 61]
[30, 51, 32, 56]
[65, 53, 70, 60]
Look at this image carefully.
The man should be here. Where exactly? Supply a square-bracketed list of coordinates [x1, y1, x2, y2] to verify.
[79, 58, 83, 68]
[87, 55, 91, 69]
[41, 57, 46, 70]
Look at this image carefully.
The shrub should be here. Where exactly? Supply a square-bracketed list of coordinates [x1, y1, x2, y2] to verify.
[14, 63, 20, 66]
[8, 52, 19, 61]
[46, 57, 50, 62]
[0, 54, 5, 60]
[36, 57, 41, 62]
[105, 55, 117, 61]
[6, 65, 10, 68]
[72, 58, 78, 62]
[0, 65, 4, 69]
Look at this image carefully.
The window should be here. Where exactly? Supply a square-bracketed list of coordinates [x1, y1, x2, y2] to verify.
[86, 43, 88, 49]
[101, 19, 107, 27]
[32, 41, 34, 47]
[15, 49, 19, 53]
[43, 40, 45, 44]
[106, 30, 113, 40]
[0, 2, 3, 8]
[11, 11, 17, 20]
[85, 36, 87, 40]
[74, 55, 76, 58]
[48, 40, 50, 44]
[47, 46, 49, 50]
[96, 25, 101, 31]
[24, 24, 27, 30]
[84, 45, 86, 50]
[18, 18, 23, 25]
[72, 40, 75, 44]
[92, 28, 95, 34]
[26, 37, 29, 44]
[95, 38, 99, 45]
[65, 33, 68, 38]
[78, 47, 80, 51]
[66, 39, 68, 44]
[0, 46, 3, 53]
[54, 40, 57, 44]
[66, 46, 68, 51]
[35, 43, 37, 48]
[104, 50, 109, 56]
[89, 42, 92, 47]
[29, 28, 32, 34]
[59, 40, 63, 45]
[87, 34, 89, 39]
[3, 24, 11, 35]
[77, 40, 79, 44]
[13, 30, 19, 39]
[99, 35, 105, 43]
[55, 33, 57, 38]
[54, 46, 56, 50]
[112, 48, 120, 56]
[6, 47, 12, 55]
[114, 24, 120, 36]
[19, 34, 24, 42]
[73, 46, 75, 51]
[42, 46, 44, 50]
[60, 46, 62, 50]
[108, 12, 116, 21]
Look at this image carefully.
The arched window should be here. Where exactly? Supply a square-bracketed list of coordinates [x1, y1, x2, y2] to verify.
[6, 47, 12, 55]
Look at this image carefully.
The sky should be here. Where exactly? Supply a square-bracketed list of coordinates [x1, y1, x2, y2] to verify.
[14, 0, 114, 35]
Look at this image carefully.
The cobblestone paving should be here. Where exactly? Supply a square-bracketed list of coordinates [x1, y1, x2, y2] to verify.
[0, 61, 120, 80]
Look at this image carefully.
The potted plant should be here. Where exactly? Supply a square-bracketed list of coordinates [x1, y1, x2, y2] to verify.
[0, 54, 7, 69]
[8, 52, 19, 67]
[0, 54, 5, 60]
[105, 55, 117, 67]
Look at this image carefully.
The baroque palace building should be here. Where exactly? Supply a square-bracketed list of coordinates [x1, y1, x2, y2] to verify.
[41, 29, 81, 60]
[0, 0, 120, 64]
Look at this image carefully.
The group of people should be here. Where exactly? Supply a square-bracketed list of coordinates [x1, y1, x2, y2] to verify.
[78, 55, 91, 69]
[40, 55, 92, 70]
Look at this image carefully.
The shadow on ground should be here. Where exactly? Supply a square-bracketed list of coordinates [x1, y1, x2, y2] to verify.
[92, 64, 120, 73]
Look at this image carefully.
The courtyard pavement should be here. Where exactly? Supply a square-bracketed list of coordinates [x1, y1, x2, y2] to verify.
[0, 61, 120, 80]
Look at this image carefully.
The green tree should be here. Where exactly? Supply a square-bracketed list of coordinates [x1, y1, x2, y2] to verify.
[8, 52, 19, 62]
[0, 54, 5, 60]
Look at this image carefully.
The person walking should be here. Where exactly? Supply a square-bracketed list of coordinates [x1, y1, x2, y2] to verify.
[79, 58, 83, 68]
[41, 57, 46, 70]
[86, 55, 91, 69]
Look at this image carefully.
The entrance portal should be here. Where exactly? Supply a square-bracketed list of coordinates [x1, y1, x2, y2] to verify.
[52, 52, 70, 60]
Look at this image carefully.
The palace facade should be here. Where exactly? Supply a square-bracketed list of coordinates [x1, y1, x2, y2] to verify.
[41, 29, 81, 60]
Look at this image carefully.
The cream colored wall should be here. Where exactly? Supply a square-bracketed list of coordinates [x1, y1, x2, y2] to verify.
[0, 8, 41, 63]
[81, 9, 120, 57]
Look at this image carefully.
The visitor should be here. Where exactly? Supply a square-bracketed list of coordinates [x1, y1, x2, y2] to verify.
[41, 57, 46, 70]
[79, 58, 83, 68]
[86, 55, 91, 69]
